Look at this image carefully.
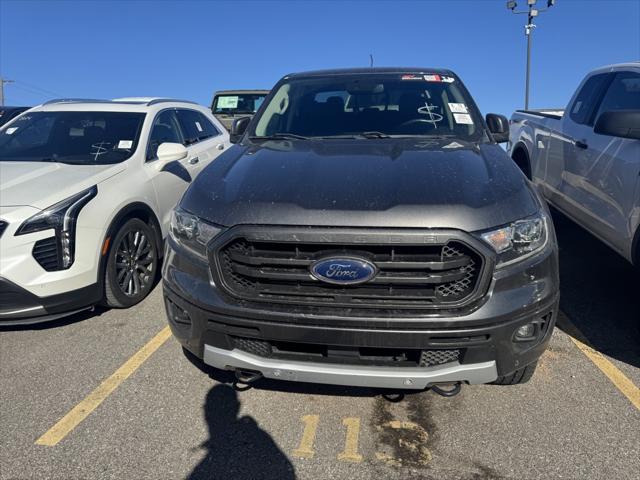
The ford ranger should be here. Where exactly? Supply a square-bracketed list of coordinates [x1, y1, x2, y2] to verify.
[163, 68, 559, 392]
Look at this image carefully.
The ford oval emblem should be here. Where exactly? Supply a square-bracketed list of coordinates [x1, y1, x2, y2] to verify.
[310, 256, 377, 285]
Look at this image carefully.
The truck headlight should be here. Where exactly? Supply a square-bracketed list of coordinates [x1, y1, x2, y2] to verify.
[479, 212, 549, 267]
[16, 186, 97, 269]
[170, 208, 222, 259]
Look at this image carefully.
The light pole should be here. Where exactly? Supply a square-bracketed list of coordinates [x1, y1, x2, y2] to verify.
[0, 77, 15, 106]
[507, 0, 556, 110]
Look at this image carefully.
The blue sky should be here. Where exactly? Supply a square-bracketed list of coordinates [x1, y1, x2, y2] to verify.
[1, 0, 638, 116]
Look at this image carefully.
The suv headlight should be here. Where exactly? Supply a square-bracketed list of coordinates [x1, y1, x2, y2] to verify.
[479, 212, 549, 267]
[170, 208, 222, 259]
[16, 186, 97, 269]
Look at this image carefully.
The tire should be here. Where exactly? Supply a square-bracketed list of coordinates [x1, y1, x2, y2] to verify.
[492, 361, 538, 385]
[103, 218, 158, 308]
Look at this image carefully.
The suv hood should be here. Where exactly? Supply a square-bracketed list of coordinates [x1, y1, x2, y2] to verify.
[0, 161, 125, 210]
[181, 139, 539, 232]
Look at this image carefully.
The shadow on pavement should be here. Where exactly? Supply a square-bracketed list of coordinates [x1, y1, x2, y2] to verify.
[187, 384, 296, 480]
[552, 210, 639, 369]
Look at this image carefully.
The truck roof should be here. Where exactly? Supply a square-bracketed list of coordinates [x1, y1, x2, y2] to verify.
[591, 61, 640, 73]
[213, 90, 269, 95]
[285, 67, 454, 79]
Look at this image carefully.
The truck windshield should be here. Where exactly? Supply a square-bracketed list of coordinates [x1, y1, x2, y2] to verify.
[253, 73, 485, 140]
[213, 94, 267, 115]
[0, 111, 146, 164]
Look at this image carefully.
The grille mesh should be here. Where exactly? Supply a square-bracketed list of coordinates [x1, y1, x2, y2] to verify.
[419, 349, 461, 367]
[33, 237, 61, 271]
[216, 236, 483, 309]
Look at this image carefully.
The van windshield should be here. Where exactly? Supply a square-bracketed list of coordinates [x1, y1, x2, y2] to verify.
[252, 73, 485, 140]
[0, 111, 146, 164]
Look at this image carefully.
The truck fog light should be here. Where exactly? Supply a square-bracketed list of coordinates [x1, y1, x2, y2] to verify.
[515, 323, 536, 339]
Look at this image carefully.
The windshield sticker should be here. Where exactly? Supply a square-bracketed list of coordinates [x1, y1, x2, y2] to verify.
[218, 96, 239, 109]
[117, 140, 133, 150]
[453, 113, 474, 125]
[401, 74, 423, 81]
[424, 74, 455, 83]
[5, 127, 18, 135]
[448, 103, 468, 113]
[195, 121, 203, 132]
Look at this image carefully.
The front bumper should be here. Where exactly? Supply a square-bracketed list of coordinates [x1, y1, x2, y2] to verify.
[162, 231, 560, 388]
[0, 277, 101, 326]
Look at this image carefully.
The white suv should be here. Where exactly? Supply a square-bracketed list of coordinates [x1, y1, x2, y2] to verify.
[0, 98, 230, 325]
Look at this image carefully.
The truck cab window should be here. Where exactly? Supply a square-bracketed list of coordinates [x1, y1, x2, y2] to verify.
[569, 73, 611, 126]
[594, 72, 640, 120]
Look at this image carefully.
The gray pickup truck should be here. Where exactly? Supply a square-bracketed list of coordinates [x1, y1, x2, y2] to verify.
[211, 90, 269, 131]
[164, 67, 559, 393]
[509, 62, 640, 267]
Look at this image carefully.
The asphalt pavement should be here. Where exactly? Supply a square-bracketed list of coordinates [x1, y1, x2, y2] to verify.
[1, 211, 638, 480]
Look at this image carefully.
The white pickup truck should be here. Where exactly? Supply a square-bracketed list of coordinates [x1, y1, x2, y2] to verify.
[508, 62, 640, 267]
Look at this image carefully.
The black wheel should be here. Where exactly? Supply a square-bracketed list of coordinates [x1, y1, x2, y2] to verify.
[103, 218, 158, 308]
[492, 361, 538, 385]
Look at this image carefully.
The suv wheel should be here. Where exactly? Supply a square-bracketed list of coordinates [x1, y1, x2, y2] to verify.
[103, 218, 158, 308]
[492, 361, 538, 385]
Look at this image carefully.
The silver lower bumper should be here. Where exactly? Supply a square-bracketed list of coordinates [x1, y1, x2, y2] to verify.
[203, 345, 498, 389]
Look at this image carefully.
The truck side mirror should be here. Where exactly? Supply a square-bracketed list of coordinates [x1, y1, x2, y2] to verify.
[485, 113, 510, 143]
[230, 117, 251, 143]
[594, 110, 640, 140]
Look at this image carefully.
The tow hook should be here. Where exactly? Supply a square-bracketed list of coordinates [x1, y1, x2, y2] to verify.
[430, 382, 462, 397]
[233, 369, 263, 390]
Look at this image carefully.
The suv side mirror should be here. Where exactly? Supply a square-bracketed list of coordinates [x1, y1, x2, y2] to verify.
[486, 113, 510, 143]
[594, 110, 640, 140]
[157, 142, 188, 163]
[230, 116, 251, 143]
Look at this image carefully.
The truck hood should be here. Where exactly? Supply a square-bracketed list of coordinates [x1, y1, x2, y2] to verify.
[0, 161, 125, 210]
[181, 139, 539, 232]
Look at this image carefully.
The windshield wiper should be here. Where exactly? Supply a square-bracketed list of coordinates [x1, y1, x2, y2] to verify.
[250, 133, 310, 141]
[359, 131, 391, 139]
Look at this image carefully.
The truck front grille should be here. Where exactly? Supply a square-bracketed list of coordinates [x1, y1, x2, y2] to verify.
[213, 228, 489, 310]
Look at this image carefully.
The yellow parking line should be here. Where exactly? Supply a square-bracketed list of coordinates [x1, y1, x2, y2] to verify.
[560, 313, 640, 411]
[35, 326, 172, 446]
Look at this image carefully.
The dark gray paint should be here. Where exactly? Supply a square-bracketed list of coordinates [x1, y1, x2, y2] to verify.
[180, 138, 539, 231]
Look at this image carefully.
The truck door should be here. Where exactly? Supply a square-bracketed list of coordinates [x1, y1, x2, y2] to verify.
[545, 73, 612, 222]
[565, 71, 640, 255]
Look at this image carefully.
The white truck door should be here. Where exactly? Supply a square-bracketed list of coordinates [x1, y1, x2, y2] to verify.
[550, 72, 612, 224]
[570, 71, 640, 255]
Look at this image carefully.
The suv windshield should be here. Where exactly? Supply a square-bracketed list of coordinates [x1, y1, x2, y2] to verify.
[213, 94, 267, 115]
[253, 73, 485, 140]
[0, 111, 146, 164]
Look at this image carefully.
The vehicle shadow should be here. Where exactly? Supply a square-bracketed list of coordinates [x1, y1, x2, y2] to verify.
[551, 210, 639, 369]
[187, 384, 297, 480]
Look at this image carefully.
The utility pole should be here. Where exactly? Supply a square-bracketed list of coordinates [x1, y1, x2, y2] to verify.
[0, 77, 15, 106]
[507, 0, 556, 110]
